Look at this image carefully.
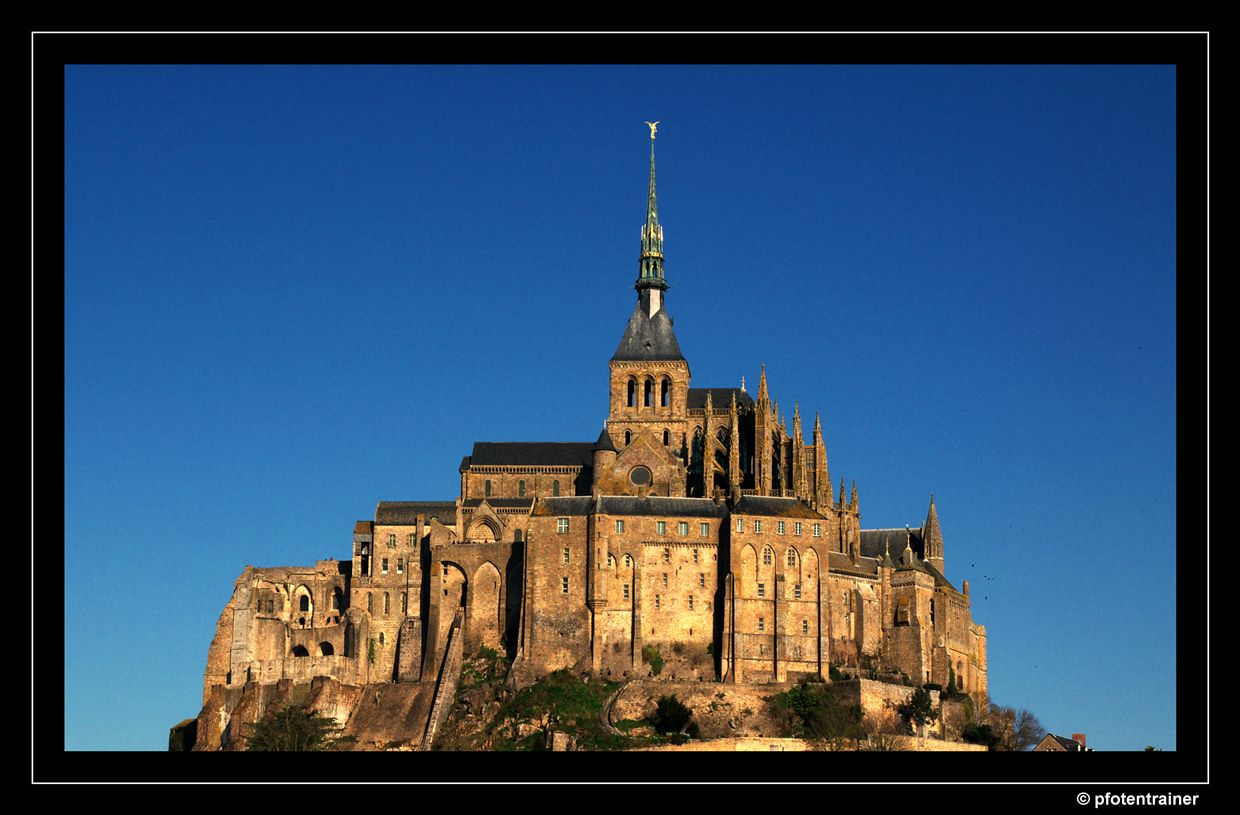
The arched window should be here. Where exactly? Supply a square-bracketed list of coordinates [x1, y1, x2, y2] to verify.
[644, 378, 653, 407]
[331, 589, 342, 610]
[299, 595, 310, 612]
[763, 547, 772, 566]
[319, 642, 334, 656]
[384, 592, 390, 615]
[661, 378, 670, 407]
[787, 549, 797, 568]
[663, 429, 670, 446]
[379, 632, 385, 645]
[624, 430, 631, 446]
[627, 378, 637, 407]
[291, 645, 309, 658]
[485, 480, 492, 498]
[518, 480, 526, 497]
[552, 480, 560, 496]
[623, 554, 632, 569]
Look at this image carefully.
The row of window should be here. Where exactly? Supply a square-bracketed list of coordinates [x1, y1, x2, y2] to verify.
[364, 591, 408, 615]
[386, 533, 417, 548]
[752, 618, 813, 635]
[378, 557, 405, 575]
[736, 519, 821, 537]
[653, 594, 701, 610]
[485, 479, 561, 498]
[610, 519, 711, 537]
[626, 377, 673, 409]
[755, 582, 804, 599]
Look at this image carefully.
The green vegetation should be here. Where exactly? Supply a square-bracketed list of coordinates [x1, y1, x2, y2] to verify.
[828, 664, 848, 682]
[245, 705, 354, 751]
[896, 687, 940, 733]
[651, 695, 697, 737]
[960, 722, 1001, 750]
[367, 638, 376, 664]
[643, 645, 664, 676]
[772, 682, 863, 748]
[457, 646, 507, 690]
[487, 669, 640, 751]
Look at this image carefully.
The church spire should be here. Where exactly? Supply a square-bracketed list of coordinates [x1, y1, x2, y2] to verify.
[637, 122, 667, 298]
[923, 494, 944, 570]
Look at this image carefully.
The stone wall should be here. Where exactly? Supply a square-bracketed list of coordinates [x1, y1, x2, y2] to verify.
[610, 680, 795, 740]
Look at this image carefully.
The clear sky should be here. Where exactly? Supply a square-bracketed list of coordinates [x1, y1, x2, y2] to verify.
[63, 63, 1178, 752]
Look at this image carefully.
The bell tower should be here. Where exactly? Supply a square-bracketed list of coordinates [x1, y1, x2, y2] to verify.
[604, 122, 691, 486]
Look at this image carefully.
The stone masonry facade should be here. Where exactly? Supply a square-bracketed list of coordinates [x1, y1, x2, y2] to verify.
[199, 133, 988, 731]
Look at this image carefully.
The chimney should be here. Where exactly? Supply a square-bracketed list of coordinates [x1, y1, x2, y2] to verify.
[1072, 733, 1087, 749]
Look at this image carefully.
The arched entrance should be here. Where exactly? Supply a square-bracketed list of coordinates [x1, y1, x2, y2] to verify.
[470, 561, 502, 652]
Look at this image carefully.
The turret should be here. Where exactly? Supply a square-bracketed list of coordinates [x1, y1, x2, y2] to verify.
[728, 391, 741, 502]
[813, 411, 830, 510]
[922, 494, 944, 571]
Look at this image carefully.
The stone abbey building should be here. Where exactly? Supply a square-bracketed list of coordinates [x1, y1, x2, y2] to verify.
[200, 133, 988, 722]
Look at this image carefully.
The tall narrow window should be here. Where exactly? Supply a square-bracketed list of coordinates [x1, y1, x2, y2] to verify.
[794, 522, 802, 536]
[616, 520, 625, 533]
[518, 480, 526, 497]
[662, 573, 668, 588]
[367, 593, 373, 613]
[552, 480, 560, 496]
[655, 595, 661, 609]
[657, 522, 667, 536]
[401, 592, 408, 614]
[794, 583, 802, 599]
[699, 573, 706, 588]
[397, 557, 404, 574]
[382, 558, 389, 574]
[678, 521, 689, 536]
[299, 595, 310, 612]
[485, 480, 492, 498]
[662, 545, 670, 561]
[384, 593, 390, 615]
[699, 523, 709, 537]
[755, 520, 764, 533]
[736, 518, 745, 533]
[663, 429, 670, 446]
[563, 547, 571, 564]
[623, 583, 630, 600]
[757, 583, 765, 598]
[625, 430, 631, 446]
[623, 554, 632, 568]
[562, 577, 569, 594]
[813, 523, 821, 537]
[644, 379, 653, 407]
[787, 550, 796, 568]
[757, 617, 765, 632]
[407, 533, 415, 547]
[627, 378, 636, 407]
[692, 549, 699, 563]
[688, 595, 694, 610]
[802, 619, 809, 635]
[661, 378, 670, 407]
[777, 521, 786, 535]
[763, 548, 772, 565]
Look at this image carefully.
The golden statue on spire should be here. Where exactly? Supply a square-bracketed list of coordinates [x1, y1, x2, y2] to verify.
[644, 121, 659, 140]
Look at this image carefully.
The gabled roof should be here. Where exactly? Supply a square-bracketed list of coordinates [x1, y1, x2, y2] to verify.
[531, 496, 596, 517]
[860, 528, 925, 561]
[732, 496, 827, 519]
[596, 495, 726, 518]
[375, 501, 457, 525]
[827, 551, 879, 577]
[611, 303, 684, 362]
[464, 442, 596, 468]
[687, 388, 754, 410]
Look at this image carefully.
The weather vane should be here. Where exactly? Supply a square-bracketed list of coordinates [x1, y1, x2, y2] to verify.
[645, 121, 659, 140]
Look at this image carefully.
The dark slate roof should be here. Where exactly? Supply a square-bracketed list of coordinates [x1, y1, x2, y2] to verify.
[531, 496, 596, 516]
[732, 496, 827, 519]
[611, 302, 685, 361]
[827, 551, 879, 577]
[1047, 734, 1084, 752]
[687, 388, 754, 410]
[594, 426, 617, 453]
[375, 501, 457, 525]
[860, 529, 925, 561]
[462, 498, 535, 509]
[465, 442, 596, 468]
[596, 495, 726, 518]
[922, 560, 958, 593]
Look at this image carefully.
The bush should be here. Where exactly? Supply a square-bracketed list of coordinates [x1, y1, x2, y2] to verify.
[828, 664, 847, 682]
[652, 695, 693, 735]
[897, 687, 940, 732]
[643, 645, 664, 676]
[246, 705, 353, 751]
[961, 722, 1001, 750]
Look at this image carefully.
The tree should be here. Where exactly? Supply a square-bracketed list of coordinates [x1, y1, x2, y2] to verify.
[651, 695, 693, 735]
[896, 687, 940, 735]
[246, 704, 353, 751]
[1012, 708, 1046, 752]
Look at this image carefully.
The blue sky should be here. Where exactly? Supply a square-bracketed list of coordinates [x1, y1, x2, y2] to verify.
[63, 64, 1178, 752]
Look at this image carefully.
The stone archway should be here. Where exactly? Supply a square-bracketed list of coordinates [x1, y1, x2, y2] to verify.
[470, 561, 502, 652]
[439, 562, 468, 647]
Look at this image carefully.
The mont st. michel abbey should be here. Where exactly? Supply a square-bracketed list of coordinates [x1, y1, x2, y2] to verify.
[191, 129, 988, 751]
